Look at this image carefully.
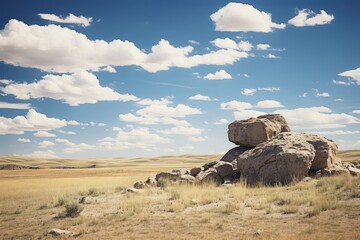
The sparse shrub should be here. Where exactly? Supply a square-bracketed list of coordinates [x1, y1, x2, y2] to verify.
[220, 201, 240, 214]
[38, 203, 48, 210]
[58, 201, 83, 218]
[279, 205, 298, 214]
[55, 196, 68, 207]
[87, 188, 101, 196]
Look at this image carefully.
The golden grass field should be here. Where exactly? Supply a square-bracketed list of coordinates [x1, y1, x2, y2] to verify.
[0, 150, 359, 239]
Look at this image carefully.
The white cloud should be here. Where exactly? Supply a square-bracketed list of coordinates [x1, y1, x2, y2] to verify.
[38, 140, 55, 148]
[256, 100, 284, 108]
[98, 123, 106, 127]
[100, 66, 117, 73]
[0, 102, 31, 109]
[204, 70, 232, 80]
[55, 138, 95, 154]
[189, 136, 207, 142]
[238, 41, 253, 52]
[338, 67, 360, 85]
[1, 71, 138, 106]
[332, 80, 352, 86]
[274, 107, 359, 129]
[288, 9, 334, 27]
[0, 109, 67, 135]
[34, 131, 57, 138]
[17, 138, 31, 143]
[136, 102, 202, 118]
[189, 94, 211, 101]
[334, 98, 344, 102]
[0, 79, 13, 85]
[214, 118, 230, 125]
[0, 20, 248, 73]
[38, 13, 93, 27]
[258, 87, 280, 92]
[58, 130, 76, 135]
[211, 38, 238, 50]
[264, 53, 279, 59]
[221, 100, 252, 110]
[300, 92, 308, 98]
[188, 40, 200, 45]
[159, 126, 203, 136]
[24, 150, 58, 158]
[241, 88, 256, 96]
[210, 2, 285, 32]
[352, 110, 360, 114]
[243, 74, 249, 78]
[99, 127, 170, 151]
[256, 44, 271, 50]
[234, 109, 267, 120]
[312, 88, 330, 97]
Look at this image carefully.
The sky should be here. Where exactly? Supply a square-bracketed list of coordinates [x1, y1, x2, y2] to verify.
[0, 0, 359, 158]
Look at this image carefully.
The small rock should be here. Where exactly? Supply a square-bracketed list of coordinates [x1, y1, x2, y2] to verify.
[79, 196, 96, 204]
[348, 166, 360, 176]
[127, 187, 142, 193]
[195, 168, 222, 184]
[134, 181, 145, 189]
[145, 176, 158, 187]
[190, 167, 203, 177]
[213, 162, 234, 179]
[202, 161, 218, 170]
[48, 228, 80, 237]
[179, 174, 196, 183]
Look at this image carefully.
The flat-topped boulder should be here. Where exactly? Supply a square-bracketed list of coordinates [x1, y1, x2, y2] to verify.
[228, 114, 290, 147]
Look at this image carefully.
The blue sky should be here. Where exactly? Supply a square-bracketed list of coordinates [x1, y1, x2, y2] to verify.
[0, 0, 359, 158]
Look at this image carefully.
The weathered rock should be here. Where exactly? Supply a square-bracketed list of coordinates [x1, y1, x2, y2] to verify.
[190, 167, 203, 177]
[145, 177, 158, 187]
[220, 146, 252, 162]
[79, 196, 96, 204]
[195, 168, 222, 184]
[228, 114, 290, 147]
[48, 229, 80, 237]
[171, 169, 190, 175]
[348, 166, 360, 176]
[213, 162, 234, 179]
[179, 174, 196, 182]
[155, 171, 180, 181]
[301, 133, 339, 170]
[237, 132, 316, 185]
[202, 161, 218, 170]
[329, 166, 350, 176]
[134, 181, 145, 189]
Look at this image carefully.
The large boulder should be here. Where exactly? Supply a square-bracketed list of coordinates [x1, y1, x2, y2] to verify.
[220, 146, 252, 162]
[301, 133, 339, 170]
[195, 168, 222, 184]
[228, 114, 290, 147]
[213, 162, 235, 179]
[237, 132, 316, 185]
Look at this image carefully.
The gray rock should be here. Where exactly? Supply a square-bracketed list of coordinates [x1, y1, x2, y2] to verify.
[145, 176, 158, 187]
[228, 114, 290, 147]
[301, 133, 339, 170]
[220, 146, 252, 162]
[213, 162, 234, 179]
[348, 166, 360, 176]
[195, 168, 222, 184]
[48, 229, 80, 237]
[202, 161, 218, 170]
[190, 167, 203, 177]
[127, 187, 142, 193]
[155, 171, 181, 181]
[179, 174, 196, 182]
[237, 132, 316, 185]
[134, 181, 145, 189]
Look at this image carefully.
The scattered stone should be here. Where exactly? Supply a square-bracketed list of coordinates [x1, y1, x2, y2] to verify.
[134, 181, 145, 189]
[196, 168, 222, 184]
[155, 171, 181, 182]
[179, 174, 196, 182]
[202, 161, 218, 170]
[213, 162, 234, 179]
[228, 114, 290, 147]
[237, 132, 316, 185]
[127, 187, 142, 193]
[190, 167, 203, 177]
[145, 177, 158, 187]
[48, 228, 80, 237]
[79, 196, 96, 204]
[348, 166, 360, 176]
[220, 146, 252, 162]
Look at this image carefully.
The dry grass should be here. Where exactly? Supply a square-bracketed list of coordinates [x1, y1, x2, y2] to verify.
[0, 152, 360, 239]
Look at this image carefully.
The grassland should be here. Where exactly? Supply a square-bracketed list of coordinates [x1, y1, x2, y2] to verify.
[0, 151, 359, 239]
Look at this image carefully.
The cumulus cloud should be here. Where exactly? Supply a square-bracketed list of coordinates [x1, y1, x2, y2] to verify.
[159, 126, 203, 136]
[38, 140, 55, 148]
[274, 107, 359, 129]
[38, 13, 93, 27]
[234, 110, 267, 120]
[214, 118, 230, 125]
[220, 100, 252, 110]
[55, 138, 95, 154]
[0, 109, 66, 135]
[1, 71, 138, 106]
[189, 136, 207, 142]
[256, 44, 271, 50]
[332, 80, 352, 86]
[17, 138, 31, 143]
[188, 94, 211, 101]
[99, 127, 170, 151]
[257, 87, 280, 92]
[288, 9, 334, 27]
[204, 70, 232, 80]
[34, 131, 57, 138]
[237, 41, 253, 52]
[338, 67, 360, 85]
[119, 97, 200, 126]
[0, 20, 248, 73]
[211, 38, 238, 50]
[210, 2, 285, 32]
[188, 40, 200, 45]
[241, 88, 257, 96]
[256, 100, 284, 108]
[308, 130, 360, 135]
[0, 102, 31, 109]
[352, 110, 360, 114]
[58, 130, 76, 135]
[312, 88, 330, 97]
[0, 79, 13, 85]
[264, 53, 279, 59]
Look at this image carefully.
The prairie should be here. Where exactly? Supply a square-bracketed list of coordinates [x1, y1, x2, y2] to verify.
[0, 151, 359, 239]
